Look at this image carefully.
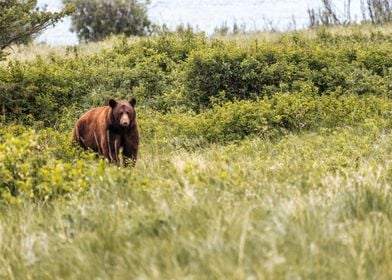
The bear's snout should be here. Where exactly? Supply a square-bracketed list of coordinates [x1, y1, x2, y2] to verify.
[120, 113, 130, 127]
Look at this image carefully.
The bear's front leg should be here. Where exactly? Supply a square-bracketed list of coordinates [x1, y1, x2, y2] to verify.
[122, 127, 139, 167]
[110, 135, 122, 166]
[123, 144, 138, 167]
[102, 130, 121, 165]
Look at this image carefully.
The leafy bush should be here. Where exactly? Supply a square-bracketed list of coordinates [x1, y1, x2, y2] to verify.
[1, 29, 392, 125]
[139, 93, 392, 145]
[64, 0, 153, 42]
[0, 125, 108, 203]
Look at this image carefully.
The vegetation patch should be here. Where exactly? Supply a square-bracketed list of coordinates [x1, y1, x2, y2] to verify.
[1, 25, 392, 278]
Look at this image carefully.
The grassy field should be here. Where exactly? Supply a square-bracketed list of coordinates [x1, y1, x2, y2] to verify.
[1, 25, 392, 279]
[1, 126, 392, 279]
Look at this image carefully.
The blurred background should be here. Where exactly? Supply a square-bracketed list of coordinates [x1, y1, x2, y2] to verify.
[36, 0, 363, 45]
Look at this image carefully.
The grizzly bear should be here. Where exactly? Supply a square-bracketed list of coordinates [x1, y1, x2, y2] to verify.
[72, 98, 139, 166]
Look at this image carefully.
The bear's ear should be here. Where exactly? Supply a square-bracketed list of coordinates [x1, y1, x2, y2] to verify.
[109, 99, 117, 108]
[129, 98, 136, 107]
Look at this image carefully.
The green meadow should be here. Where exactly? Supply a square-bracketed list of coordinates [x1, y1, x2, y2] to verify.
[1, 25, 392, 279]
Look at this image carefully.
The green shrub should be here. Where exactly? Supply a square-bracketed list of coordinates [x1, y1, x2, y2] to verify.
[63, 0, 153, 42]
[139, 93, 392, 145]
[2, 29, 392, 125]
[0, 126, 108, 203]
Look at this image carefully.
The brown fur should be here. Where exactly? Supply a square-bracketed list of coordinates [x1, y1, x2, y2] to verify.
[72, 99, 139, 166]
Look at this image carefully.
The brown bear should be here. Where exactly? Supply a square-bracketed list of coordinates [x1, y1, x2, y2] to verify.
[72, 98, 139, 166]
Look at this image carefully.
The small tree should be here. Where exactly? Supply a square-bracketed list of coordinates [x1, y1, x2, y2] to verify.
[307, 0, 343, 27]
[365, 0, 392, 24]
[63, 0, 153, 42]
[308, 0, 392, 27]
[0, 0, 74, 60]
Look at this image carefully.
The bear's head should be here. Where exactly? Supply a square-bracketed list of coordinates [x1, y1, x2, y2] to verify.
[109, 98, 137, 127]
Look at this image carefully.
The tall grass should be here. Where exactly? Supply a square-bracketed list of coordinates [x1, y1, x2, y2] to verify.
[0, 126, 391, 278]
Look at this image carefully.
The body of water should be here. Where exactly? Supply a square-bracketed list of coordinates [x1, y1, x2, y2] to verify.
[36, 0, 362, 45]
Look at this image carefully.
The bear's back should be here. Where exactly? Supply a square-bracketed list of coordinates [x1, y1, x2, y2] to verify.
[73, 106, 111, 146]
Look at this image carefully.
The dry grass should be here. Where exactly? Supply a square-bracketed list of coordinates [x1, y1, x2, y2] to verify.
[215, 22, 392, 45]
[1, 36, 140, 64]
